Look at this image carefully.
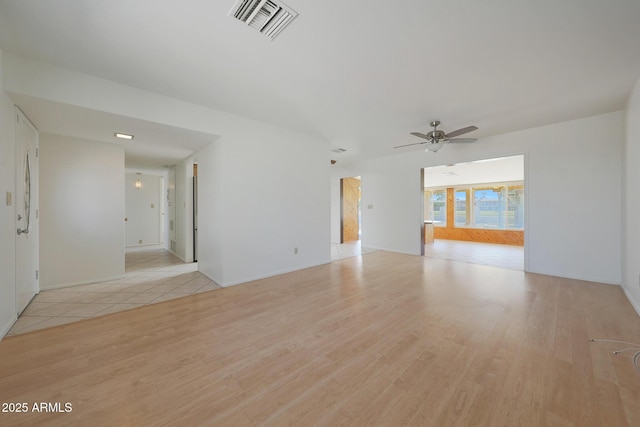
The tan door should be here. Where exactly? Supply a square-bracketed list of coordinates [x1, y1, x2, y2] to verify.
[341, 177, 360, 243]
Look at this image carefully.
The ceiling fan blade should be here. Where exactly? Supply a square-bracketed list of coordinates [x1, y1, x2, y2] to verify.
[445, 126, 478, 139]
[410, 132, 430, 139]
[448, 138, 477, 144]
[394, 141, 428, 149]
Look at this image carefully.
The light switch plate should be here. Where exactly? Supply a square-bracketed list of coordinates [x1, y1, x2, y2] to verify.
[6, 191, 11, 206]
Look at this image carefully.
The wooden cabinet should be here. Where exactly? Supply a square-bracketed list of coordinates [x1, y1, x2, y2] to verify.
[424, 221, 434, 244]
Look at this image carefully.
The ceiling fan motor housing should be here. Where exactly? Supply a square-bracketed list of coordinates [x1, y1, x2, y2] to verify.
[395, 120, 477, 151]
[428, 130, 446, 141]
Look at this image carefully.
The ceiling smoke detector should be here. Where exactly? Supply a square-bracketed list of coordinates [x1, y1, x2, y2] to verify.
[229, 0, 298, 40]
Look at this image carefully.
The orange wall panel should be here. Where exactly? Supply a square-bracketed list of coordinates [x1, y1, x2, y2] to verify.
[342, 177, 360, 242]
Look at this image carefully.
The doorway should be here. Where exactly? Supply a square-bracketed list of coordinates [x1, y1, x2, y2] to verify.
[15, 108, 39, 315]
[340, 176, 361, 243]
[124, 173, 164, 248]
[193, 163, 198, 262]
[422, 155, 525, 270]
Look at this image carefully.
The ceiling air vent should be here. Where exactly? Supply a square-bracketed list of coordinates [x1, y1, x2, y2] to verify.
[229, 0, 298, 40]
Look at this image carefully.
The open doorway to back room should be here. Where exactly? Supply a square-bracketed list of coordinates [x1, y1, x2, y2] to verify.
[332, 176, 375, 260]
[125, 172, 164, 248]
[423, 155, 525, 270]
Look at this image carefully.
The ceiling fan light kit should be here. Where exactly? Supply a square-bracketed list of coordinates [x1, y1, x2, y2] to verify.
[395, 120, 478, 153]
[425, 141, 446, 152]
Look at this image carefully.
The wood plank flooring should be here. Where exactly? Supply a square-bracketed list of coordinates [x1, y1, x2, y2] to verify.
[1, 251, 639, 426]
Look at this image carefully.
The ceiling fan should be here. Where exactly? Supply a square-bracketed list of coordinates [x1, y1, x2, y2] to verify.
[395, 120, 478, 153]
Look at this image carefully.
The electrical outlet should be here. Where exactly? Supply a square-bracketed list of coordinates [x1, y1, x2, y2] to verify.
[139, 239, 143, 244]
[294, 247, 299, 255]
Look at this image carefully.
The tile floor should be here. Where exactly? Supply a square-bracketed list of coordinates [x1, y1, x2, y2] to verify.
[8, 246, 221, 336]
[424, 239, 524, 270]
[331, 240, 378, 261]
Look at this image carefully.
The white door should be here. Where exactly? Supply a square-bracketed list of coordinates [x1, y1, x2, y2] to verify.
[15, 108, 39, 315]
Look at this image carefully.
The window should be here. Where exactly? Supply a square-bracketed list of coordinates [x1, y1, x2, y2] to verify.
[507, 185, 524, 229]
[470, 183, 523, 230]
[432, 190, 446, 226]
[424, 190, 447, 226]
[455, 190, 468, 226]
[425, 183, 523, 230]
[473, 187, 506, 228]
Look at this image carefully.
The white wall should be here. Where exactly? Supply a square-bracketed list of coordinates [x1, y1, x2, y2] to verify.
[0, 49, 17, 338]
[356, 155, 427, 256]
[198, 128, 331, 286]
[623, 77, 640, 314]
[352, 112, 623, 285]
[198, 141, 224, 283]
[2, 54, 331, 288]
[125, 172, 162, 247]
[39, 134, 125, 289]
[174, 157, 195, 263]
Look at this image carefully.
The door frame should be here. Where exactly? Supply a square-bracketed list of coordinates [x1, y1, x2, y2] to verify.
[15, 107, 39, 315]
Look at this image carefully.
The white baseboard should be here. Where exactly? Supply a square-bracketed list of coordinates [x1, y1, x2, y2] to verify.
[524, 267, 620, 286]
[207, 261, 330, 288]
[622, 285, 640, 317]
[168, 249, 187, 263]
[0, 314, 18, 341]
[361, 246, 421, 256]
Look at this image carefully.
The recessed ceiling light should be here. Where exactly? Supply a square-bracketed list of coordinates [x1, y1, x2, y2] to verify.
[115, 133, 134, 140]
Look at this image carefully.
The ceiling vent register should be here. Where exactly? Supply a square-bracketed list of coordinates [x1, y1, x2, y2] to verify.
[230, 0, 298, 40]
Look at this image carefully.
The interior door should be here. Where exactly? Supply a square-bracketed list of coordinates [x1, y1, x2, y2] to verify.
[341, 177, 360, 243]
[15, 108, 39, 315]
[193, 174, 198, 262]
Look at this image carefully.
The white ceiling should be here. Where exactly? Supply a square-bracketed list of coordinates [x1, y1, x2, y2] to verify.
[1, 0, 639, 166]
[424, 155, 524, 188]
[10, 94, 217, 171]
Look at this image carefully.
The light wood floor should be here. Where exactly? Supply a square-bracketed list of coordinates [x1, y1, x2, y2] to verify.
[1, 251, 639, 426]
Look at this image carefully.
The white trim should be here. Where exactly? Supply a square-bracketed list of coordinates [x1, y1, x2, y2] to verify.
[622, 285, 640, 317]
[360, 246, 420, 257]
[0, 314, 18, 340]
[525, 268, 620, 286]
[168, 249, 187, 262]
[197, 271, 223, 288]
[210, 261, 331, 288]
